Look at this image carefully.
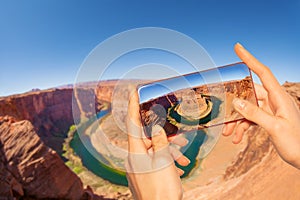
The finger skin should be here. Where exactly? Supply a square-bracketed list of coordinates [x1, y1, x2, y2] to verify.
[253, 84, 268, 101]
[176, 155, 191, 167]
[232, 98, 276, 134]
[176, 167, 184, 176]
[169, 146, 191, 166]
[168, 135, 189, 147]
[234, 43, 281, 92]
[234, 43, 283, 134]
[126, 89, 184, 199]
[222, 122, 236, 136]
[235, 43, 288, 113]
[151, 125, 169, 152]
[127, 88, 147, 154]
[233, 43, 300, 170]
[169, 145, 183, 160]
[233, 121, 251, 144]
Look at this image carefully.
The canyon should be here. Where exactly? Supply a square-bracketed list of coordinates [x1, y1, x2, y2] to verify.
[0, 81, 299, 199]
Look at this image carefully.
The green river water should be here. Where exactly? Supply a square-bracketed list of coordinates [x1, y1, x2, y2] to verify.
[69, 97, 221, 186]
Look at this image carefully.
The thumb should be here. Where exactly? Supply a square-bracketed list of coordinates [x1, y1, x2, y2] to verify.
[232, 98, 276, 133]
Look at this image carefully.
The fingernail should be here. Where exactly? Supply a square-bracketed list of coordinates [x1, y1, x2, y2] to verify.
[236, 42, 244, 48]
[232, 135, 239, 144]
[177, 168, 185, 176]
[183, 138, 189, 146]
[233, 98, 246, 110]
[222, 125, 227, 134]
[232, 135, 237, 143]
[182, 157, 191, 165]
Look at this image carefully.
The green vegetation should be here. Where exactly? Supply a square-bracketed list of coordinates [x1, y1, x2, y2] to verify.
[62, 125, 87, 176]
[69, 129, 128, 186]
[62, 113, 128, 186]
[63, 98, 209, 186]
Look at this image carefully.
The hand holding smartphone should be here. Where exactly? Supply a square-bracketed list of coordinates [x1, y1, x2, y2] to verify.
[137, 62, 257, 138]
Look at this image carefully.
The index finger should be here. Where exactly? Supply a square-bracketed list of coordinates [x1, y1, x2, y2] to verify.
[127, 86, 147, 154]
[234, 43, 282, 93]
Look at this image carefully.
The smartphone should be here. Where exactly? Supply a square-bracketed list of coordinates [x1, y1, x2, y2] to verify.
[137, 62, 258, 138]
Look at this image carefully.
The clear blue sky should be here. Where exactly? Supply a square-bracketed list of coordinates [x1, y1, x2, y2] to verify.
[0, 0, 299, 97]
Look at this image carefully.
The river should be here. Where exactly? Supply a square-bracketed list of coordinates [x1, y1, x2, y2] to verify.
[69, 101, 221, 185]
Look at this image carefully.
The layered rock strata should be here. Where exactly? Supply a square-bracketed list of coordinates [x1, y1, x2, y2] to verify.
[0, 116, 93, 199]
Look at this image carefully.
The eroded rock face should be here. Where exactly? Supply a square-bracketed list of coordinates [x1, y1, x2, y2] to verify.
[0, 116, 92, 199]
[0, 87, 99, 155]
[1, 81, 299, 199]
[224, 126, 272, 180]
[0, 89, 76, 155]
[283, 81, 300, 107]
[0, 135, 23, 198]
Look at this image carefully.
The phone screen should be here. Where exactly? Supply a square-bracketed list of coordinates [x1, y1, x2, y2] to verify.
[137, 62, 257, 138]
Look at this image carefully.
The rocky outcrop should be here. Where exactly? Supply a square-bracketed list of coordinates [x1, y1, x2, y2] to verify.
[283, 81, 300, 107]
[1, 81, 299, 199]
[0, 116, 93, 199]
[0, 89, 77, 155]
[0, 82, 120, 145]
[0, 82, 124, 199]
[0, 87, 100, 155]
[224, 126, 271, 180]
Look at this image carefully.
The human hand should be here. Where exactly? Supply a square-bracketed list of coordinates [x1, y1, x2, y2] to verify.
[125, 89, 190, 200]
[223, 43, 300, 169]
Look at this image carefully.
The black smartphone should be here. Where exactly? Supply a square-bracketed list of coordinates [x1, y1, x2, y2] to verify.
[137, 62, 257, 138]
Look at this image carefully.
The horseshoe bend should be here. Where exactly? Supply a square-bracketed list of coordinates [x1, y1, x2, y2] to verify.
[0, 81, 300, 199]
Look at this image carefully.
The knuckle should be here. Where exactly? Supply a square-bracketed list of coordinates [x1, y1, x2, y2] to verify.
[261, 65, 272, 77]
[244, 103, 259, 118]
[272, 120, 284, 133]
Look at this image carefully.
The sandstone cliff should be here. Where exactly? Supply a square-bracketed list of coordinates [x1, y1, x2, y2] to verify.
[0, 87, 101, 155]
[0, 81, 124, 199]
[0, 88, 77, 155]
[0, 116, 93, 199]
[0, 81, 299, 199]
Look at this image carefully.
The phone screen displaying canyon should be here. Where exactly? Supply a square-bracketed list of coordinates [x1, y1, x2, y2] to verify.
[137, 62, 257, 138]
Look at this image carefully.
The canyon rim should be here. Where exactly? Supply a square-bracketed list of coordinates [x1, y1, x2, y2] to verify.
[0, 81, 300, 199]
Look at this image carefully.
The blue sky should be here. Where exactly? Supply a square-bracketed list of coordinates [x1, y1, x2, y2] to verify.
[138, 63, 250, 103]
[0, 0, 299, 96]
